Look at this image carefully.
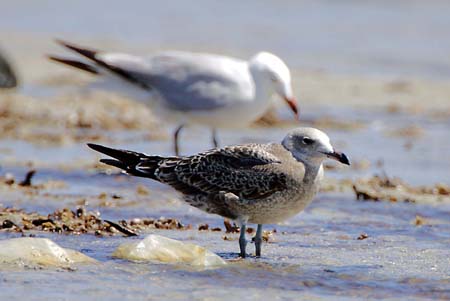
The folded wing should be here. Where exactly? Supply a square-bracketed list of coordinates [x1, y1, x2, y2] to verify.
[88, 143, 287, 200]
[51, 40, 252, 111]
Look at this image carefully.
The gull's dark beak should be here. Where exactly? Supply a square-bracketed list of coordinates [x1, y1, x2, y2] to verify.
[284, 96, 299, 120]
[326, 151, 350, 165]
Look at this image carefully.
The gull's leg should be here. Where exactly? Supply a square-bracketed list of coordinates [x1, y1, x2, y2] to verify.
[212, 128, 219, 148]
[239, 223, 247, 258]
[254, 224, 263, 257]
[173, 124, 184, 156]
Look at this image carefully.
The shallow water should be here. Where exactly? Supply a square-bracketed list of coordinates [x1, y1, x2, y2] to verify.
[1, 105, 448, 185]
[0, 193, 449, 300]
[1, 1, 450, 299]
[0, 105, 449, 300]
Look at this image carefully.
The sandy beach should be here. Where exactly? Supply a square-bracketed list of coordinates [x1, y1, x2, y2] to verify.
[0, 1, 449, 300]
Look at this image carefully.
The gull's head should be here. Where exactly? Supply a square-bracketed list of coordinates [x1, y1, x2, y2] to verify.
[249, 52, 299, 119]
[282, 127, 350, 166]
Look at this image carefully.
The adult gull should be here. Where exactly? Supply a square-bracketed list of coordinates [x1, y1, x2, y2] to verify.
[50, 40, 299, 155]
[88, 127, 350, 258]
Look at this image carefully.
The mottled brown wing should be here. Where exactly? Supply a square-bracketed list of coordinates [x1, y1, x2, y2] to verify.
[136, 144, 287, 200]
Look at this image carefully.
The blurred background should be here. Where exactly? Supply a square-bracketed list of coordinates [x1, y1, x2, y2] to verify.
[1, 0, 449, 184]
[2, 0, 450, 80]
[0, 2, 449, 299]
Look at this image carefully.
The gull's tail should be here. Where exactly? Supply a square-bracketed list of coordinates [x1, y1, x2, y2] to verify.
[87, 143, 162, 179]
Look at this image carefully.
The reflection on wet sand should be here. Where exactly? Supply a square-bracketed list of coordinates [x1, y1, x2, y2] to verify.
[0, 0, 449, 298]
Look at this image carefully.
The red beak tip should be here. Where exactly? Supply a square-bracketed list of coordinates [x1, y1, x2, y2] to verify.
[285, 98, 299, 121]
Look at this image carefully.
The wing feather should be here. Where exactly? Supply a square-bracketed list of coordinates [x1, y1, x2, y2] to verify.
[54, 40, 252, 111]
[137, 144, 287, 200]
[145, 52, 252, 111]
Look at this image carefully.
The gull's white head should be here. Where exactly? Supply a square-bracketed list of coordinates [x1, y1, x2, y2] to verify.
[282, 127, 350, 166]
[249, 52, 299, 119]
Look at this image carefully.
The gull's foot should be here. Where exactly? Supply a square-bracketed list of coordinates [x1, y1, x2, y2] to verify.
[239, 249, 246, 258]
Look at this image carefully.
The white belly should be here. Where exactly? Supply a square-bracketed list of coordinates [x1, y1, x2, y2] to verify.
[155, 97, 274, 128]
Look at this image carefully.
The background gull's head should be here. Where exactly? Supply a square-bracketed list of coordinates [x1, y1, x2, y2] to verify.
[249, 52, 298, 119]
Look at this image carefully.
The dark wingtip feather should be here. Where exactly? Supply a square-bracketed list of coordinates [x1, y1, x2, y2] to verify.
[54, 38, 68, 46]
[87, 143, 109, 153]
[100, 157, 155, 178]
[48, 55, 99, 74]
[99, 159, 127, 170]
[54, 38, 152, 90]
[87, 143, 123, 159]
[87, 143, 145, 166]
[54, 38, 99, 61]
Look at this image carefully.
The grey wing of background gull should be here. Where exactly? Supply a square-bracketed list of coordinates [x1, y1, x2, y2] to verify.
[52, 41, 251, 112]
[0, 49, 18, 88]
[137, 143, 288, 200]
[143, 53, 251, 112]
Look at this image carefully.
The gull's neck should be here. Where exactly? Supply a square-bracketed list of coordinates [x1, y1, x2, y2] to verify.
[282, 143, 324, 185]
[291, 153, 323, 183]
[248, 64, 274, 107]
[302, 160, 323, 185]
[253, 75, 273, 104]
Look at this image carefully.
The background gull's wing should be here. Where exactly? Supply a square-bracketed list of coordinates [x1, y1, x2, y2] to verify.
[53, 40, 252, 112]
[54, 39, 153, 89]
[143, 52, 252, 111]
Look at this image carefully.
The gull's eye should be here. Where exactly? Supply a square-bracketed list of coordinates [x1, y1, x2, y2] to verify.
[302, 137, 314, 145]
[270, 74, 278, 82]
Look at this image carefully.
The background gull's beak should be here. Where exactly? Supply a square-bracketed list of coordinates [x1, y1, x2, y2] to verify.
[284, 96, 299, 120]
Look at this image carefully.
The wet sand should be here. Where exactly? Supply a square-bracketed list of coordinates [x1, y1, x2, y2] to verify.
[0, 97, 449, 300]
[0, 165, 449, 300]
[0, 38, 449, 301]
[1, 1, 450, 300]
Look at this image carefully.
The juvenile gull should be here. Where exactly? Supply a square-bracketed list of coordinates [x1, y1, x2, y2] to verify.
[50, 40, 299, 155]
[88, 127, 349, 257]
